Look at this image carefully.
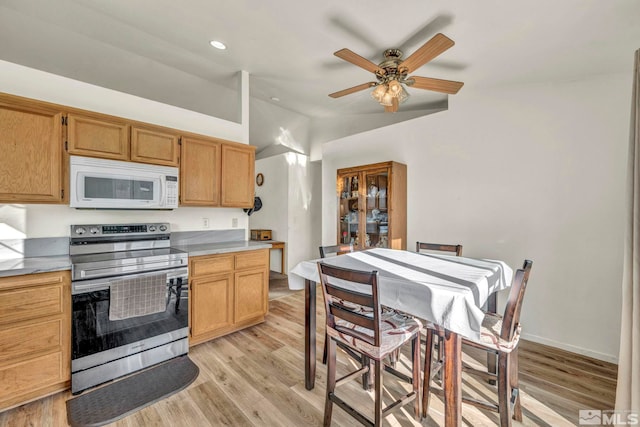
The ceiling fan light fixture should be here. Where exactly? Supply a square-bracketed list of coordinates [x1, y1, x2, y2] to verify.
[371, 84, 387, 102]
[388, 79, 403, 96]
[397, 85, 410, 103]
[380, 91, 394, 107]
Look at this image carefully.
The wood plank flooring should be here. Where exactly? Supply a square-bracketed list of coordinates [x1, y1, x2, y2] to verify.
[0, 287, 617, 426]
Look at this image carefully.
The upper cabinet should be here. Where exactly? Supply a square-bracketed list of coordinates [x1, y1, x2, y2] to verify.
[66, 113, 180, 167]
[131, 126, 180, 167]
[0, 95, 64, 203]
[0, 92, 254, 207]
[180, 136, 221, 206]
[180, 136, 255, 208]
[66, 113, 129, 161]
[221, 144, 255, 208]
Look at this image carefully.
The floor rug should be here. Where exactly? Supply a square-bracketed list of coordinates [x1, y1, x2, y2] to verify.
[66, 356, 199, 427]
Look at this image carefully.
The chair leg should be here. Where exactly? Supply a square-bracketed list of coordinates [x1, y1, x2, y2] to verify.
[412, 336, 421, 419]
[322, 332, 328, 365]
[374, 359, 383, 427]
[324, 338, 337, 427]
[497, 352, 512, 427]
[510, 347, 522, 421]
[422, 329, 434, 418]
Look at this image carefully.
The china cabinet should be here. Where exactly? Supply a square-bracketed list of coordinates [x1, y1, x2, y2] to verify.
[336, 161, 406, 250]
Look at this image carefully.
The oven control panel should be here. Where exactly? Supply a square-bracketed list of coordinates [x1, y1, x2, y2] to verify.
[70, 223, 170, 237]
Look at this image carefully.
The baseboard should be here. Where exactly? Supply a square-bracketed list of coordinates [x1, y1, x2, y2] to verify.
[520, 332, 618, 364]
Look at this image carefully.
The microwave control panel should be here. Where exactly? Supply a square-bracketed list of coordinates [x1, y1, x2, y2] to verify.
[166, 176, 178, 207]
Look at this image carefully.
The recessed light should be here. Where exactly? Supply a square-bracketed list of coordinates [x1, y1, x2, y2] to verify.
[270, 97, 280, 102]
[209, 40, 226, 50]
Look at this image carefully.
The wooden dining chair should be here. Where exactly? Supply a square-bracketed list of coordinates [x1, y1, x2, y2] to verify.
[317, 263, 422, 426]
[319, 244, 357, 365]
[416, 241, 463, 256]
[422, 259, 533, 427]
[319, 243, 355, 258]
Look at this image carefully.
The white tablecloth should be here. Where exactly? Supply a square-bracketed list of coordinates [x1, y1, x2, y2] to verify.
[288, 248, 513, 341]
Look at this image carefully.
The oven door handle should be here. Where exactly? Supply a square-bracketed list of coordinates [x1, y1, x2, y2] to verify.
[72, 267, 188, 295]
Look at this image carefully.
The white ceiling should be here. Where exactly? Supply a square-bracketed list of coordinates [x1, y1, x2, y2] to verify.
[1, 0, 639, 150]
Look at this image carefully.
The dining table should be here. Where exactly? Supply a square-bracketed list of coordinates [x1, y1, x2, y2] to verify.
[288, 247, 513, 427]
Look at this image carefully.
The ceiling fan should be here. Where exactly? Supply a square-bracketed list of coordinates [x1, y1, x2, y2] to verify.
[328, 33, 464, 112]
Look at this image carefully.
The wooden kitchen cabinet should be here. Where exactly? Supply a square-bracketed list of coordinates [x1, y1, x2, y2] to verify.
[0, 271, 71, 412]
[180, 136, 221, 206]
[221, 143, 255, 208]
[337, 161, 407, 250]
[0, 95, 64, 203]
[130, 125, 180, 167]
[180, 136, 255, 208]
[66, 113, 130, 161]
[67, 113, 180, 167]
[189, 249, 269, 346]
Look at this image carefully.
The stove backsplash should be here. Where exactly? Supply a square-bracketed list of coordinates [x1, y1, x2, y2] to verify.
[0, 237, 68, 260]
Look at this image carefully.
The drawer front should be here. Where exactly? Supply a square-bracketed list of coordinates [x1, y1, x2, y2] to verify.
[235, 249, 268, 270]
[0, 352, 65, 402]
[0, 282, 64, 325]
[190, 254, 234, 277]
[0, 318, 62, 363]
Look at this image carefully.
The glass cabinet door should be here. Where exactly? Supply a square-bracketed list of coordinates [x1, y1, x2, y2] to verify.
[363, 169, 389, 248]
[338, 174, 360, 246]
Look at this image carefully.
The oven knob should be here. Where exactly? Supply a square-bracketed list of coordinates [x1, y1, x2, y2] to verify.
[159, 225, 167, 232]
[89, 227, 100, 235]
[74, 227, 86, 235]
[149, 225, 157, 232]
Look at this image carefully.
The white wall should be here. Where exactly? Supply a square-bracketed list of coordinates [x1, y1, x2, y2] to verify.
[0, 60, 250, 238]
[251, 155, 290, 271]
[321, 72, 631, 362]
[250, 153, 321, 273]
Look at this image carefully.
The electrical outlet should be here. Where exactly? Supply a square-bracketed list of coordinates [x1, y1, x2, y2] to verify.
[232, 218, 238, 228]
[202, 218, 210, 228]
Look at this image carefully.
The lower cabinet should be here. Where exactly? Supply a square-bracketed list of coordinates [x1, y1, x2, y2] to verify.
[189, 249, 269, 346]
[0, 271, 71, 411]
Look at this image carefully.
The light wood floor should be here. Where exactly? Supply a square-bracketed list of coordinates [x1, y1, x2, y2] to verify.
[0, 287, 617, 426]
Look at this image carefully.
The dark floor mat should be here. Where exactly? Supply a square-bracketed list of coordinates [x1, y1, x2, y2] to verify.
[66, 356, 199, 427]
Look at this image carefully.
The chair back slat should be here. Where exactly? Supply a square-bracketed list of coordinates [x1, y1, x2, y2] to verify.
[318, 263, 381, 347]
[319, 243, 355, 258]
[500, 259, 533, 341]
[325, 283, 374, 308]
[416, 241, 463, 256]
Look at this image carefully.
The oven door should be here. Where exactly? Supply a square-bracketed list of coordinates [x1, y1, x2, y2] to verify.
[71, 267, 188, 362]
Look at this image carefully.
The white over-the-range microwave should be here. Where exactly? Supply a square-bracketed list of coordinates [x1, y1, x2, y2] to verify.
[70, 155, 179, 209]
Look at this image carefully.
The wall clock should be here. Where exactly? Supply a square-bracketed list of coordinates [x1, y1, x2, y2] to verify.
[256, 173, 264, 186]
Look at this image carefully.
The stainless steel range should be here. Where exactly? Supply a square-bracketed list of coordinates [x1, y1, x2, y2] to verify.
[69, 223, 188, 394]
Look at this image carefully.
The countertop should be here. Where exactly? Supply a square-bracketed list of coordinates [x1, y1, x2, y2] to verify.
[0, 240, 274, 278]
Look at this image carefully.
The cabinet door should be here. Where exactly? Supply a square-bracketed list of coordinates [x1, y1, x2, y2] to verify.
[220, 143, 255, 208]
[0, 99, 63, 203]
[0, 271, 70, 411]
[234, 268, 268, 324]
[130, 125, 179, 167]
[362, 167, 390, 249]
[67, 113, 129, 160]
[190, 274, 233, 340]
[180, 136, 220, 206]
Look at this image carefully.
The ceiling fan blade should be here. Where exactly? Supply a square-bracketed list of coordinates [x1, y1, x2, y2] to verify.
[384, 97, 399, 113]
[334, 49, 384, 74]
[329, 82, 376, 98]
[399, 33, 455, 73]
[408, 76, 464, 94]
